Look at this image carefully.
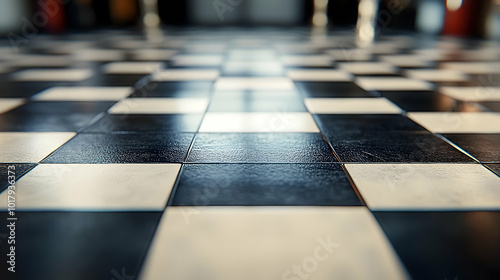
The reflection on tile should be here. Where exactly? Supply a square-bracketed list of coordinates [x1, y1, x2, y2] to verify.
[173, 164, 358, 205]
[374, 211, 500, 280]
[0, 164, 180, 210]
[209, 91, 305, 112]
[0, 212, 161, 280]
[339, 62, 397, 75]
[315, 114, 425, 134]
[199, 112, 319, 133]
[215, 77, 295, 90]
[141, 207, 408, 280]
[287, 69, 353, 82]
[153, 70, 220, 81]
[102, 62, 163, 74]
[405, 69, 469, 82]
[0, 113, 100, 132]
[346, 163, 500, 210]
[295, 82, 370, 97]
[171, 55, 224, 66]
[131, 81, 212, 98]
[187, 133, 335, 163]
[281, 55, 333, 66]
[442, 134, 500, 162]
[85, 114, 203, 133]
[222, 61, 284, 76]
[12, 69, 93, 82]
[109, 98, 208, 114]
[407, 112, 500, 133]
[33, 87, 131, 101]
[42, 133, 194, 163]
[356, 77, 434, 91]
[305, 98, 402, 114]
[440, 86, 500, 102]
[0, 132, 75, 163]
[326, 131, 473, 163]
[0, 99, 25, 113]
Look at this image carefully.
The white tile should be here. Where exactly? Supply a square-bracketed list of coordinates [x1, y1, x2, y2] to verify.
[34, 87, 131, 101]
[346, 164, 500, 210]
[380, 55, 432, 67]
[109, 98, 209, 114]
[0, 164, 180, 211]
[441, 62, 500, 74]
[132, 49, 178, 61]
[339, 62, 397, 75]
[0, 99, 25, 113]
[171, 55, 224, 66]
[0, 132, 75, 163]
[440, 86, 500, 101]
[228, 49, 277, 60]
[72, 49, 125, 62]
[305, 98, 402, 114]
[153, 70, 220, 81]
[12, 69, 93, 82]
[102, 62, 163, 74]
[281, 55, 333, 67]
[199, 112, 319, 133]
[223, 61, 284, 75]
[356, 77, 434, 91]
[326, 49, 372, 61]
[407, 112, 500, 133]
[405, 69, 469, 82]
[6, 54, 70, 67]
[141, 207, 408, 280]
[287, 69, 353, 82]
[214, 78, 295, 90]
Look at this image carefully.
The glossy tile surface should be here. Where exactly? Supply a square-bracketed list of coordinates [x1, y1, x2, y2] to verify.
[188, 133, 335, 163]
[42, 133, 194, 163]
[408, 112, 500, 133]
[305, 98, 402, 114]
[85, 114, 203, 133]
[108, 98, 209, 114]
[346, 164, 500, 210]
[0, 132, 75, 162]
[442, 134, 500, 162]
[141, 207, 408, 280]
[0, 164, 180, 210]
[33, 86, 132, 101]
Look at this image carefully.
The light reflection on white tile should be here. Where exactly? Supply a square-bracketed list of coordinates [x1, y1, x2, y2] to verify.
[0, 164, 180, 210]
[132, 49, 178, 61]
[141, 207, 409, 280]
[109, 98, 209, 114]
[405, 69, 469, 82]
[153, 70, 220, 81]
[102, 62, 164, 74]
[346, 164, 500, 210]
[440, 86, 500, 101]
[171, 55, 224, 66]
[223, 61, 284, 75]
[34, 87, 132, 101]
[339, 62, 397, 75]
[12, 69, 93, 82]
[199, 112, 319, 133]
[0, 132, 75, 162]
[356, 77, 434, 91]
[0, 99, 25, 113]
[380, 55, 432, 67]
[287, 69, 353, 82]
[281, 55, 333, 67]
[72, 49, 125, 62]
[441, 62, 500, 74]
[407, 112, 500, 133]
[305, 98, 402, 114]
[215, 78, 295, 90]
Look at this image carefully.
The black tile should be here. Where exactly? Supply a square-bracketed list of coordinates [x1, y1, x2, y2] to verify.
[172, 163, 360, 206]
[0, 212, 161, 280]
[7, 101, 115, 115]
[187, 133, 336, 163]
[0, 163, 37, 192]
[0, 81, 68, 98]
[42, 133, 194, 163]
[84, 114, 203, 133]
[295, 82, 372, 97]
[380, 91, 470, 112]
[326, 131, 474, 163]
[480, 102, 500, 112]
[0, 113, 99, 132]
[130, 81, 212, 98]
[374, 211, 500, 280]
[442, 134, 500, 163]
[315, 114, 426, 134]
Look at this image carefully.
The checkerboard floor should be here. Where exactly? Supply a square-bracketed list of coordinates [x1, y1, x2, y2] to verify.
[0, 28, 500, 280]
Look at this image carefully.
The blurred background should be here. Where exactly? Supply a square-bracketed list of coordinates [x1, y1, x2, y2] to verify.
[0, 0, 499, 39]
